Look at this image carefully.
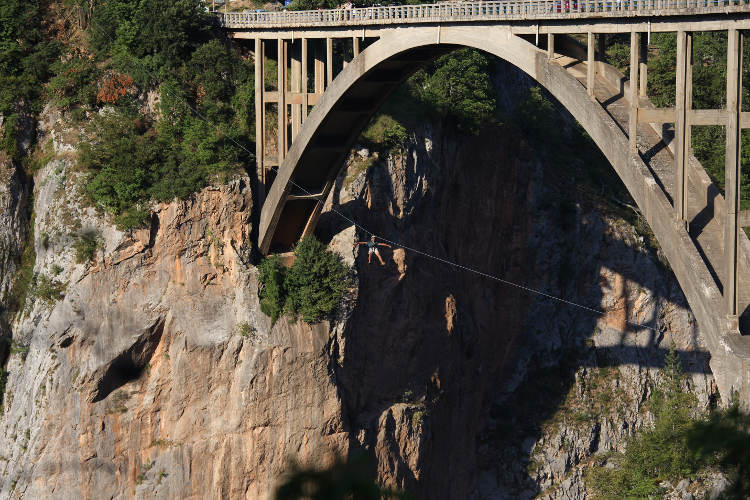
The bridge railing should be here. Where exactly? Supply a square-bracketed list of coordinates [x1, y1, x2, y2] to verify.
[219, 0, 749, 28]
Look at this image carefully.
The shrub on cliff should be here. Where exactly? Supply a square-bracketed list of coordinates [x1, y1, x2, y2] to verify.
[284, 237, 349, 323]
[258, 255, 286, 324]
[258, 237, 349, 324]
[73, 229, 101, 264]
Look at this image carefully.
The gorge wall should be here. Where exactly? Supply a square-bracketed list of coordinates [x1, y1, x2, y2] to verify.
[0, 64, 721, 499]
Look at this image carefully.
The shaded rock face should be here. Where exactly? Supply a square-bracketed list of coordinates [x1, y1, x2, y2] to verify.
[318, 69, 715, 497]
[0, 71, 716, 499]
[0, 113, 33, 345]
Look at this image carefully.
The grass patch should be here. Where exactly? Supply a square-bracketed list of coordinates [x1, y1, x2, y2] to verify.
[73, 229, 101, 264]
[236, 322, 257, 340]
[361, 115, 408, 150]
[31, 273, 66, 305]
[3, 216, 36, 319]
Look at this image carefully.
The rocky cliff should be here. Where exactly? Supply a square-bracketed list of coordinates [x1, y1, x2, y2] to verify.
[0, 74, 720, 499]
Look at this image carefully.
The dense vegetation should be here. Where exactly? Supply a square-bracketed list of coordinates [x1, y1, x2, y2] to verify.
[359, 47, 496, 154]
[587, 348, 750, 499]
[1, 0, 254, 229]
[73, 0, 254, 229]
[0, 0, 61, 160]
[587, 349, 702, 498]
[258, 237, 349, 324]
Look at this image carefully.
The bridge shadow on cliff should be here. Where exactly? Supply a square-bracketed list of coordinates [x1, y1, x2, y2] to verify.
[314, 118, 712, 499]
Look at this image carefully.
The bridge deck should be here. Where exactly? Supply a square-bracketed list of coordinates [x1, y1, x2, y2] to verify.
[219, 0, 749, 29]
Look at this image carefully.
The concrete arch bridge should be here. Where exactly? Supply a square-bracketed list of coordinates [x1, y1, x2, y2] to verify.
[220, 3, 750, 402]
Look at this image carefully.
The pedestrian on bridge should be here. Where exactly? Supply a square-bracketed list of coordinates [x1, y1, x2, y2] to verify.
[353, 236, 392, 266]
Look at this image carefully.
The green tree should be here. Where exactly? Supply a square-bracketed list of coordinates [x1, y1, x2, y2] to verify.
[258, 255, 287, 324]
[0, 0, 60, 116]
[688, 402, 750, 499]
[284, 237, 349, 323]
[409, 48, 495, 133]
[588, 347, 700, 499]
[89, 0, 213, 83]
[256, 237, 350, 324]
[79, 110, 164, 229]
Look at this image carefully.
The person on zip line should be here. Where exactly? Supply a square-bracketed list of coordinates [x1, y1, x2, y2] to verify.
[353, 235, 392, 266]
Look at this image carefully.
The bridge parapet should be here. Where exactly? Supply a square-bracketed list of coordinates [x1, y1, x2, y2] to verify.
[219, 0, 749, 28]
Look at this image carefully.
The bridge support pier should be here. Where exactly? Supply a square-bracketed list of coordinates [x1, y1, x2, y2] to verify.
[725, 28, 743, 330]
[587, 32, 595, 97]
[314, 42, 325, 94]
[675, 31, 693, 229]
[629, 31, 639, 153]
[302, 38, 309, 120]
[547, 33, 554, 61]
[291, 40, 302, 141]
[278, 38, 288, 166]
[255, 38, 265, 205]
[326, 38, 333, 85]
[639, 33, 648, 97]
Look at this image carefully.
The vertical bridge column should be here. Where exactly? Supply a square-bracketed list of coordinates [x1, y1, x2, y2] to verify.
[255, 38, 265, 204]
[547, 33, 554, 61]
[291, 40, 302, 141]
[675, 31, 693, 228]
[629, 31, 639, 153]
[725, 28, 744, 330]
[315, 41, 325, 94]
[326, 37, 333, 86]
[278, 38, 288, 165]
[639, 33, 648, 97]
[587, 32, 595, 97]
[302, 38, 309, 120]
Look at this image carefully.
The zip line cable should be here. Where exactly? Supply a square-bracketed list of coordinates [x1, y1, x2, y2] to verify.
[80, 12, 658, 333]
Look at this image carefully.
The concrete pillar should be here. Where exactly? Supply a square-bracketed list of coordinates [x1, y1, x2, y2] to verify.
[278, 38, 288, 164]
[675, 31, 692, 227]
[629, 31, 639, 153]
[302, 38, 309, 119]
[326, 37, 333, 86]
[314, 41, 325, 94]
[291, 40, 301, 141]
[547, 33, 554, 61]
[353, 36, 360, 58]
[587, 32, 595, 97]
[725, 28, 743, 327]
[639, 33, 648, 97]
[255, 38, 265, 204]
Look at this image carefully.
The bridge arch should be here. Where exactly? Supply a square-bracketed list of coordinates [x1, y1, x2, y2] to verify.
[259, 25, 746, 400]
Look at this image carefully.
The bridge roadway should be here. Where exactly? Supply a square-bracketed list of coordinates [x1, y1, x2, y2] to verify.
[221, 5, 750, 403]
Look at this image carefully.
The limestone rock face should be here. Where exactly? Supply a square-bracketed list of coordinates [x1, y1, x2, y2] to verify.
[0, 118, 348, 497]
[0, 73, 720, 499]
